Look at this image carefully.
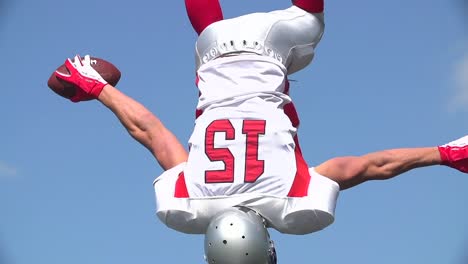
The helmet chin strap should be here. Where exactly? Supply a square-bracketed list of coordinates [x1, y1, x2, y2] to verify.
[268, 239, 278, 264]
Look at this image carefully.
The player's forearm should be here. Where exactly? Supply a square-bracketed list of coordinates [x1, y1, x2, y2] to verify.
[316, 147, 441, 190]
[98, 85, 156, 142]
[361, 147, 441, 180]
[98, 85, 188, 169]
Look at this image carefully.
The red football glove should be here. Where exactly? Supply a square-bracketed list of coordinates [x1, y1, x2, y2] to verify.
[55, 55, 108, 102]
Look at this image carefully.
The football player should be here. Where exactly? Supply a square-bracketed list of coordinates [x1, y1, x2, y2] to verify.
[53, 0, 468, 263]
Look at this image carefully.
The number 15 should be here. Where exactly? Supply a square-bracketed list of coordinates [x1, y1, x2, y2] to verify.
[204, 119, 266, 184]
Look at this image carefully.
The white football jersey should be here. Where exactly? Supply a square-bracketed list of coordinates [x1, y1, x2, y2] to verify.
[187, 5, 325, 198]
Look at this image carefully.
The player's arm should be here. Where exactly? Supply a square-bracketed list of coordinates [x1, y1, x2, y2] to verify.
[55, 55, 188, 171]
[315, 137, 468, 190]
[185, 0, 223, 35]
[97, 85, 188, 170]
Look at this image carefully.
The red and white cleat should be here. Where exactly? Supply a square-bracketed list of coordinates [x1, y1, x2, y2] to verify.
[438, 136, 468, 173]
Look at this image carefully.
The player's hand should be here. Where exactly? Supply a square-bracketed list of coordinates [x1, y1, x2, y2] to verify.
[55, 55, 108, 102]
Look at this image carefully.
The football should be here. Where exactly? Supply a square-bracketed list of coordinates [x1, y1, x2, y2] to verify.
[47, 57, 121, 100]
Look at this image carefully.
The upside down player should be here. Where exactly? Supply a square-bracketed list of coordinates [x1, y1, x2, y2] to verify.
[53, 0, 468, 263]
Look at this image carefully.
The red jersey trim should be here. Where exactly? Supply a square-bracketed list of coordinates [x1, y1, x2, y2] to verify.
[283, 80, 311, 197]
[174, 171, 190, 198]
[287, 135, 311, 197]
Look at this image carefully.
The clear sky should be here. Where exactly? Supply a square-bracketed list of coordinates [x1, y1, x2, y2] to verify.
[1, 0, 467, 263]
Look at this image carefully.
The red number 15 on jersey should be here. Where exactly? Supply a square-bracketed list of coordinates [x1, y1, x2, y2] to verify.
[205, 119, 266, 184]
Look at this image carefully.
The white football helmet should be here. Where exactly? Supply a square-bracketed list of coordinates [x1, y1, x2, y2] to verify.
[204, 207, 277, 264]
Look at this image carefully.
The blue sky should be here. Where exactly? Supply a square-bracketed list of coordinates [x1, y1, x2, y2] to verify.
[1, 0, 467, 263]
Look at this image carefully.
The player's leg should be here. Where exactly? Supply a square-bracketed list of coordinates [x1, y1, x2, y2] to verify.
[185, 0, 223, 35]
[315, 136, 468, 190]
[292, 0, 324, 13]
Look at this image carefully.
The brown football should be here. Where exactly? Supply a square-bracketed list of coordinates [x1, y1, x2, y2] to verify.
[47, 57, 121, 100]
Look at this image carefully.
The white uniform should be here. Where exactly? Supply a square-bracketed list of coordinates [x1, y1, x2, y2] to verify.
[154, 164, 339, 235]
[153, 5, 339, 235]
